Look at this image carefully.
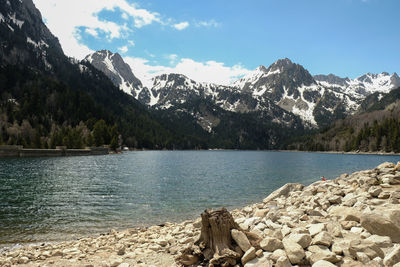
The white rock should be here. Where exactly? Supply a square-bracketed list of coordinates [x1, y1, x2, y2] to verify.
[366, 235, 392, 248]
[312, 260, 336, 267]
[282, 238, 305, 264]
[270, 249, 287, 262]
[242, 247, 257, 265]
[361, 209, 400, 242]
[288, 233, 312, 249]
[368, 186, 383, 197]
[263, 183, 304, 203]
[260, 237, 283, 252]
[308, 223, 326, 237]
[384, 245, 400, 266]
[275, 256, 292, 267]
[244, 253, 272, 267]
[312, 231, 332, 247]
[232, 229, 252, 252]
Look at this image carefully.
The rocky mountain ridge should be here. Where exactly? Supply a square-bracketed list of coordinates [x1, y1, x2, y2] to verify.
[86, 51, 400, 130]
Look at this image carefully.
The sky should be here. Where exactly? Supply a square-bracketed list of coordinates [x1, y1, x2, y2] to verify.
[32, 0, 400, 86]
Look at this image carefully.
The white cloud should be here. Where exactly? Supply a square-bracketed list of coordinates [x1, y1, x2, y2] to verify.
[128, 40, 135, 46]
[118, 46, 129, 54]
[121, 12, 129, 20]
[124, 56, 251, 88]
[196, 19, 220, 28]
[166, 54, 178, 65]
[173, 21, 189, 30]
[85, 28, 99, 38]
[33, 0, 160, 59]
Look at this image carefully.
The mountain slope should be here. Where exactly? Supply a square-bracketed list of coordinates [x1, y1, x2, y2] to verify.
[232, 59, 362, 127]
[86, 50, 399, 133]
[0, 0, 207, 150]
[85, 50, 145, 98]
[289, 87, 400, 152]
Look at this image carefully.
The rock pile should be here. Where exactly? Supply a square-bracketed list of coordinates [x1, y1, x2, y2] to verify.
[225, 161, 400, 267]
[1, 162, 400, 266]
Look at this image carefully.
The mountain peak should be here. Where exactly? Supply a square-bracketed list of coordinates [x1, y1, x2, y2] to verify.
[85, 50, 143, 96]
[272, 58, 294, 68]
[256, 65, 268, 73]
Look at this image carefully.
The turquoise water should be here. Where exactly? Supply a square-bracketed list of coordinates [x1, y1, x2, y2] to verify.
[1, 151, 400, 246]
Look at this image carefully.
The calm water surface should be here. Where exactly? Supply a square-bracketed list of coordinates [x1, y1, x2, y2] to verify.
[1, 151, 400, 246]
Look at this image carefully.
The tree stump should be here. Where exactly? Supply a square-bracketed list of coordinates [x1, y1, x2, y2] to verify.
[176, 208, 261, 267]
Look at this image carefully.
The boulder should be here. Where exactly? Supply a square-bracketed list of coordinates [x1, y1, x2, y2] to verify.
[356, 252, 370, 264]
[328, 195, 342, 205]
[377, 162, 395, 170]
[312, 232, 332, 247]
[328, 206, 361, 222]
[288, 233, 312, 249]
[231, 229, 252, 252]
[384, 245, 400, 267]
[275, 256, 292, 267]
[270, 249, 287, 262]
[254, 209, 269, 218]
[242, 247, 257, 265]
[308, 223, 326, 237]
[378, 191, 391, 199]
[312, 260, 337, 267]
[366, 235, 392, 248]
[326, 221, 343, 237]
[332, 240, 349, 255]
[340, 220, 359, 230]
[382, 175, 399, 185]
[282, 238, 305, 264]
[360, 210, 400, 243]
[368, 186, 383, 197]
[307, 245, 340, 264]
[244, 253, 272, 267]
[348, 239, 384, 260]
[263, 183, 304, 203]
[260, 237, 283, 252]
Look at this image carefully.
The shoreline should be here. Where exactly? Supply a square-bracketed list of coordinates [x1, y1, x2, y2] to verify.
[0, 145, 109, 158]
[2, 162, 400, 266]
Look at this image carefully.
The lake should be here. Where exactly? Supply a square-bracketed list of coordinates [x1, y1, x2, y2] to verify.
[1, 151, 400, 247]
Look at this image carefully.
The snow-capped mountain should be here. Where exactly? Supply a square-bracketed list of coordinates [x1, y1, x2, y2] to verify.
[314, 72, 400, 98]
[85, 50, 399, 130]
[230, 58, 360, 126]
[85, 50, 144, 97]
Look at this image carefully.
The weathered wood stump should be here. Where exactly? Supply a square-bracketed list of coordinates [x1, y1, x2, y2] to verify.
[177, 208, 261, 267]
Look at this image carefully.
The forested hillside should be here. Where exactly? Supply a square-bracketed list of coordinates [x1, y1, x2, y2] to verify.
[289, 87, 400, 152]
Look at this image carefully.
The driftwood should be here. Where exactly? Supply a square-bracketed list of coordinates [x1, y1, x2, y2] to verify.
[177, 208, 261, 267]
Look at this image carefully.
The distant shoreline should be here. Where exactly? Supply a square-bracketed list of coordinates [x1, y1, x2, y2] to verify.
[279, 149, 400, 156]
[0, 145, 109, 158]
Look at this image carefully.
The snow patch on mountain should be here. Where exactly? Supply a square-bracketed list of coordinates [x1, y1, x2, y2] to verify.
[8, 13, 24, 28]
[232, 65, 267, 89]
[315, 72, 400, 99]
[26, 37, 49, 49]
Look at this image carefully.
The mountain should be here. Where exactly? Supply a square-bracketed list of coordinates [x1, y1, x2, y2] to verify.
[314, 72, 400, 98]
[0, 0, 207, 150]
[0, 0, 65, 69]
[289, 86, 400, 152]
[86, 51, 399, 133]
[85, 50, 146, 99]
[231, 59, 400, 128]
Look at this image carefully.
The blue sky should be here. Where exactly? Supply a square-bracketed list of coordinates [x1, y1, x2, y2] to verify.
[33, 0, 400, 85]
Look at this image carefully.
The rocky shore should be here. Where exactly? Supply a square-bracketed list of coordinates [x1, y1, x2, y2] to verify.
[1, 162, 400, 267]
